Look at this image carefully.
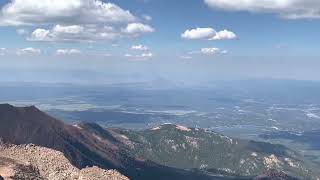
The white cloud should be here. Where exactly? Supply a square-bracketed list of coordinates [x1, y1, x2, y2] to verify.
[182, 27, 236, 40]
[29, 24, 119, 42]
[181, 28, 215, 40]
[204, 0, 320, 19]
[122, 23, 155, 35]
[53, 24, 84, 34]
[0, 1, 155, 43]
[131, 44, 149, 51]
[30, 28, 50, 41]
[28, 23, 155, 42]
[210, 29, 236, 40]
[16, 47, 41, 55]
[56, 49, 81, 55]
[0, 0, 136, 26]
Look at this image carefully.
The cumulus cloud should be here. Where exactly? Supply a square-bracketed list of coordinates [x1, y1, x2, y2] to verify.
[28, 24, 154, 42]
[131, 44, 149, 51]
[16, 47, 41, 55]
[210, 29, 236, 40]
[0, 0, 136, 26]
[122, 23, 155, 35]
[181, 28, 215, 40]
[204, 0, 320, 19]
[182, 27, 236, 40]
[29, 24, 119, 42]
[0, 1, 155, 43]
[56, 49, 81, 55]
[30, 28, 50, 41]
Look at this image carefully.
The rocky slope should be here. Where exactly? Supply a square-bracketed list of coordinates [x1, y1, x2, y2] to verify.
[0, 143, 128, 180]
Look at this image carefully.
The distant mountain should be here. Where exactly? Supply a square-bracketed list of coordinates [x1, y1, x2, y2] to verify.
[106, 124, 318, 179]
[0, 104, 317, 180]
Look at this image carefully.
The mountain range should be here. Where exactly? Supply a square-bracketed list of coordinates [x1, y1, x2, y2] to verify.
[0, 104, 318, 180]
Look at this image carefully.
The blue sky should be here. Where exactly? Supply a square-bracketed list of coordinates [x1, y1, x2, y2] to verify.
[114, 0, 320, 56]
[0, 0, 320, 84]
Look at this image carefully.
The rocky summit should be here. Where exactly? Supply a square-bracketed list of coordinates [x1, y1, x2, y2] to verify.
[0, 143, 128, 180]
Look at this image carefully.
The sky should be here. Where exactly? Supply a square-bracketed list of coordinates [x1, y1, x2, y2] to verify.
[0, 0, 320, 85]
